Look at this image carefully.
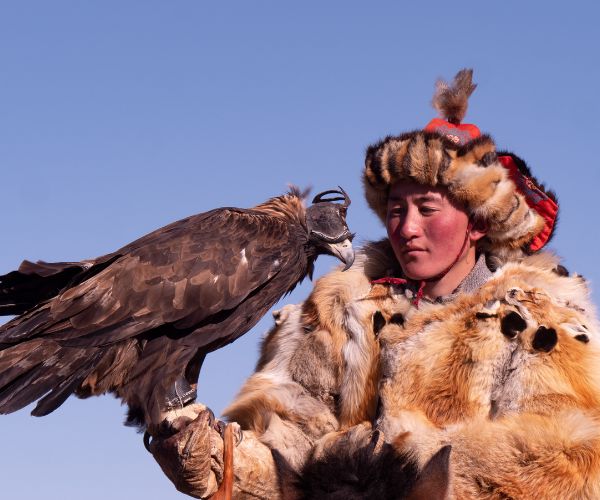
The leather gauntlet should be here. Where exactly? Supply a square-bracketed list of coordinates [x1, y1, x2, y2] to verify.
[149, 409, 223, 499]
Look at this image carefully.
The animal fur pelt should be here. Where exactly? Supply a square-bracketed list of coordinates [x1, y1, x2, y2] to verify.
[378, 252, 599, 431]
[375, 253, 600, 498]
[274, 422, 451, 500]
[218, 241, 600, 498]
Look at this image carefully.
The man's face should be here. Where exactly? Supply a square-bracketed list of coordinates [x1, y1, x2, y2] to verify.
[386, 181, 471, 281]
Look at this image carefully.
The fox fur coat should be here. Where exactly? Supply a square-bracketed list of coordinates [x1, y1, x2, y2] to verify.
[152, 240, 600, 499]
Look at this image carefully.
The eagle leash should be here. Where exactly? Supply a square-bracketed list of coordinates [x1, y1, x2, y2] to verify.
[210, 423, 235, 500]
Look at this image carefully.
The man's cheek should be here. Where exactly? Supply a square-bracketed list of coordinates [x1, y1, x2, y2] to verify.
[388, 235, 405, 263]
[388, 229, 403, 248]
[386, 218, 398, 239]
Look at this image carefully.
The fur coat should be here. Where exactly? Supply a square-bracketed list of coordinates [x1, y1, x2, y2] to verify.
[153, 241, 600, 499]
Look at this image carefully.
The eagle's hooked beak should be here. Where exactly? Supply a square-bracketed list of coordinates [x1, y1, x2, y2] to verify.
[326, 239, 355, 271]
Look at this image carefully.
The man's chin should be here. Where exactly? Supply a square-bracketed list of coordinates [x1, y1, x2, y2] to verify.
[400, 263, 439, 282]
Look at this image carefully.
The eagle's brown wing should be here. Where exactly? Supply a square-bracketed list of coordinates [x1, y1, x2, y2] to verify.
[0, 208, 299, 418]
[1, 208, 290, 345]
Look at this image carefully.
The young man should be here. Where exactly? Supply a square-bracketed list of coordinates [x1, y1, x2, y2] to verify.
[385, 180, 488, 300]
[150, 70, 600, 498]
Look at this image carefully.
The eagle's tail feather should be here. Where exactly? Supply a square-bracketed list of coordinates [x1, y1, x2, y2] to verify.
[0, 340, 59, 386]
[0, 340, 99, 416]
[0, 255, 122, 318]
[0, 362, 55, 413]
[31, 355, 99, 416]
[0, 261, 86, 316]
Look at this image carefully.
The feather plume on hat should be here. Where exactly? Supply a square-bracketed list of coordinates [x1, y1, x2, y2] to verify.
[432, 68, 477, 125]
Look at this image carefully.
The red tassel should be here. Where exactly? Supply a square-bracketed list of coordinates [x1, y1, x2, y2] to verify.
[413, 281, 426, 308]
[371, 277, 408, 286]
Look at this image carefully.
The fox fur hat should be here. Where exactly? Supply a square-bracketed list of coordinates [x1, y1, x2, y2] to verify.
[363, 69, 558, 260]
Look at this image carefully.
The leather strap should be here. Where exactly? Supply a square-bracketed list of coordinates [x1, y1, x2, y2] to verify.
[164, 377, 197, 410]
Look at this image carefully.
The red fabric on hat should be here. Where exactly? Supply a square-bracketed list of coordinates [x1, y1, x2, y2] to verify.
[498, 155, 559, 252]
[424, 118, 481, 145]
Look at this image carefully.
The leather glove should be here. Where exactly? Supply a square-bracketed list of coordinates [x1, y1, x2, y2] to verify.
[148, 406, 225, 499]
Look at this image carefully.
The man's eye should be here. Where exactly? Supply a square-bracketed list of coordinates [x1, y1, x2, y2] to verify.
[420, 206, 437, 215]
[389, 206, 406, 216]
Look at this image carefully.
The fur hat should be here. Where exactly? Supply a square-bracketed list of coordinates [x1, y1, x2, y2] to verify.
[363, 69, 558, 260]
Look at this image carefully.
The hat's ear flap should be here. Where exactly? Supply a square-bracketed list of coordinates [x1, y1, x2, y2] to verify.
[497, 153, 559, 252]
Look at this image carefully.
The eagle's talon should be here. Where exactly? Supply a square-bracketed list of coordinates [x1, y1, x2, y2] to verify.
[213, 418, 227, 437]
[232, 422, 243, 447]
[208, 415, 242, 447]
[205, 406, 216, 426]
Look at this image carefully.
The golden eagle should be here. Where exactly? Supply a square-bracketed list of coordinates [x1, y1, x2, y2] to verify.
[0, 187, 354, 429]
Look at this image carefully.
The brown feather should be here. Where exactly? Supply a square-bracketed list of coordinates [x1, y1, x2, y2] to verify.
[431, 68, 477, 124]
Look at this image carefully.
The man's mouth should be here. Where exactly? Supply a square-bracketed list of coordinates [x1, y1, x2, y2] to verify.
[402, 246, 426, 255]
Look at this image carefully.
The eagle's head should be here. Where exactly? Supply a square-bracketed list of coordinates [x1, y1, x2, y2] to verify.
[306, 187, 355, 270]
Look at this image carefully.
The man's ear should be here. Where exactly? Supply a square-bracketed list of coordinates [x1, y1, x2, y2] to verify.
[469, 217, 489, 242]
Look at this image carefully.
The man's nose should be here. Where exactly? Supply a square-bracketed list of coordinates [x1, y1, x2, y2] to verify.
[396, 209, 421, 239]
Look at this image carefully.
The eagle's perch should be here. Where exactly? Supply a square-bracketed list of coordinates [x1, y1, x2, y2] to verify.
[0, 187, 354, 430]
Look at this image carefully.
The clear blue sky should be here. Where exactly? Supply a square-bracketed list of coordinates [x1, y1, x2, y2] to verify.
[1, 1, 599, 498]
